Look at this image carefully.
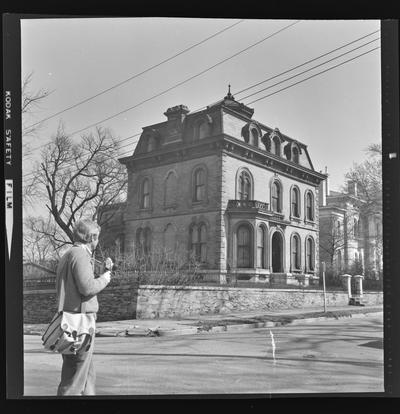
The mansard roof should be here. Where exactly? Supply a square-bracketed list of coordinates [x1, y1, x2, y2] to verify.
[119, 89, 324, 183]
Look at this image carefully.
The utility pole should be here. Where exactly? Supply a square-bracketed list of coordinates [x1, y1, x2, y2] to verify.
[322, 262, 327, 313]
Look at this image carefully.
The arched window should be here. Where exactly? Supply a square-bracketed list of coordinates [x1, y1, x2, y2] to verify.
[273, 136, 281, 156]
[115, 234, 125, 257]
[136, 228, 143, 257]
[237, 224, 252, 268]
[140, 178, 150, 209]
[271, 231, 284, 273]
[238, 170, 252, 200]
[190, 223, 207, 263]
[164, 224, 176, 256]
[257, 226, 266, 268]
[291, 187, 300, 217]
[291, 234, 301, 271]
[271, 181, 281, 212]
[250, 129, 259, 146]
[306, 191, 314, 221]
[193, 168, 206, 202]
[143, 227, 151, 255]
[306, 237, 315, 271]
[292, 146, 299, 163]
[164, 172, 178, 206]
[136, 227, 151, 257]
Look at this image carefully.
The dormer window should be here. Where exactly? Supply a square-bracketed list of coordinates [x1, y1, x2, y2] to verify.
[147, 136, 156, 152]
[273, 136, 281, 156]
[198, 121, 208, 139]
[292, 146, 299, 163]
[250, 128, 259, 146]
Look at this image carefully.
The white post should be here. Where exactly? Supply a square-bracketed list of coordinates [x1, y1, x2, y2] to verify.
[354, 275, 364, 297]
[322, 262, 327, 313]
[340, 274, 352, 302]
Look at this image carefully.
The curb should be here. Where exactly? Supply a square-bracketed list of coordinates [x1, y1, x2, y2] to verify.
[95, 309, 383, 337]
[24, 308, 383, 338]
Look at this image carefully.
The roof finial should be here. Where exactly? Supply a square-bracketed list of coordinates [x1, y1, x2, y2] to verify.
[225, 84, 234, 100]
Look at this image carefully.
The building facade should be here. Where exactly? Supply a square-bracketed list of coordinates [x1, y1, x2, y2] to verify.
[318, 175, 383, 280]
[103, 89, 326, 284]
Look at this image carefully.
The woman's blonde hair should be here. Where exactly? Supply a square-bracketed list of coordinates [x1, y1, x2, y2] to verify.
[72, 220, 101, 244]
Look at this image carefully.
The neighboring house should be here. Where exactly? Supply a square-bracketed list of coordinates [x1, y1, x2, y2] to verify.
[102, 88, 327, 284]
[23, 262, 56, 282]
[318, 175, 382, 280]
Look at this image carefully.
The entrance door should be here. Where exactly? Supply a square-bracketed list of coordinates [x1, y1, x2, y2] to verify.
[271, 231, 283, 272]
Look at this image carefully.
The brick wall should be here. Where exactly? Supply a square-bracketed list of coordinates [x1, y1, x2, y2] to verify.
[24, 290, 58, 324]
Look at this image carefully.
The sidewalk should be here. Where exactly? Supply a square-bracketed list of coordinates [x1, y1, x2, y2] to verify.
[24, 304, 383, 338]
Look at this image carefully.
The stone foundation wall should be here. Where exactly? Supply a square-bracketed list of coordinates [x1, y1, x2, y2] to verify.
[24, 283, 383, 323]
[23, 277, 139, 324]
[135, 286, 383, 319]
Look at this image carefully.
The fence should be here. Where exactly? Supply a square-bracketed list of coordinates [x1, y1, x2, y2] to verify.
[22, 271, 382, 292]
[363, 278, 383, 291]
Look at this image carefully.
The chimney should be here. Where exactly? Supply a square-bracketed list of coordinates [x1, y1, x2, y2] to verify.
[348, 180, 358, 196]
[324, 166, 330, 197]
[319, 166, 329, 206]
[164, 105, 190, 123]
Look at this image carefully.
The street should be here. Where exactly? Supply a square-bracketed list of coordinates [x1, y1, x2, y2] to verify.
[24, 314, 383, 396]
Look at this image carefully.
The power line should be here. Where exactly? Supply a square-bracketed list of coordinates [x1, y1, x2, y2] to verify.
[23, 19, 246, 131]
[23, 20, 301, 158]
[22, 133, 141, 179]
[235, 29, 380, 96]
[23, 42, 380, 182]
[245, 46, 380, 105]
[240, 37, 380, 101]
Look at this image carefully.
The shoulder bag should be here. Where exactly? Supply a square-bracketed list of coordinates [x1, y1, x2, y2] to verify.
[42, 264, 96, 355]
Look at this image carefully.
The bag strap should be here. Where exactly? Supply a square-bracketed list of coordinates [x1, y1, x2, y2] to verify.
[57, 257, 68, 313]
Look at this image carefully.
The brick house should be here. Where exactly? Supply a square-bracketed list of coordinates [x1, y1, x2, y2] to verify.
[102, 88, 326, 285]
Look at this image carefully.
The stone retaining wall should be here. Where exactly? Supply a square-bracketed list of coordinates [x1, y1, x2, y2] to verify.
[135, 285, 383, 319]
[23, 282, 383, 323]
[23, 277, 139, 324]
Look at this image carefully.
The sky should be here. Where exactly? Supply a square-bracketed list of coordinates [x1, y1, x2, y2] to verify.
[21, 18, 381, 214]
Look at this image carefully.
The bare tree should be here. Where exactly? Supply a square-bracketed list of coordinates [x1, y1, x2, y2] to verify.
[319, 216, 346, 273]
[345, 143, 382, 215]
[23, 215, 67, 265]
[30, 124, 127, 244]
[22, 72, 52, 209]
[22, 71, 52, 139]
[345, 143, 382, 278]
